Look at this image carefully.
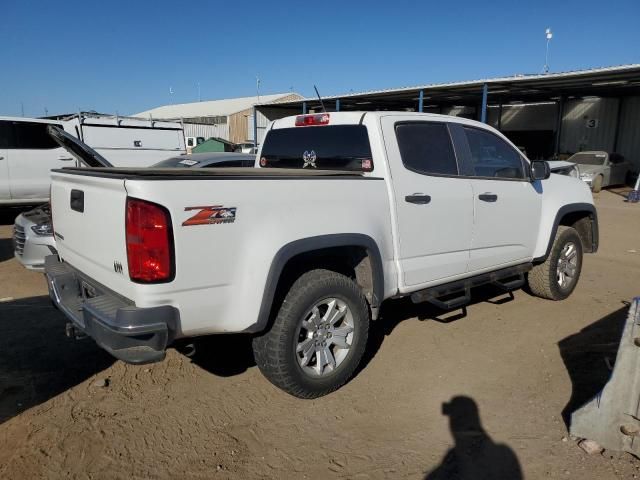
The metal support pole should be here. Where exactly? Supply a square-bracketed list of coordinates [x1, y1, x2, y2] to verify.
[554, 96, 565, 156]
[418, 90, 424, 112]
[613, 97, 625, 153]
[302, 102, 307, 114]
[336, 99, 340, 112]
[253, 106, 258, 149]
[480, 84, 488, 123]
[497, 103, 503, 130]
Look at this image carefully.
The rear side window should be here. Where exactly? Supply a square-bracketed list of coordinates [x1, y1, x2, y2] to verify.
[395, 122, 458, 176]
[463, 127, 525, 179]
[12, 122, 62, 149]
[260, 125, 372, 171]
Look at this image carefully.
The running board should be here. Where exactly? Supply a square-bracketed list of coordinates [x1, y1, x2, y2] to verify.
[411, 264, 532, 309]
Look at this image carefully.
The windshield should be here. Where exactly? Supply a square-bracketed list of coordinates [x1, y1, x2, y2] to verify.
[568, 152, 607, 166]
[260, 125, 373, 171]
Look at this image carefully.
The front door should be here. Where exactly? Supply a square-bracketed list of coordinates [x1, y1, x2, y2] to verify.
[0, 121, 10, 200]
[382, 116, 474, 288]
[454, 124, 542, 272]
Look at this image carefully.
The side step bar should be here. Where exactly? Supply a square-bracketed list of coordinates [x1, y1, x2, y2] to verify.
[411, 263, 532, 309]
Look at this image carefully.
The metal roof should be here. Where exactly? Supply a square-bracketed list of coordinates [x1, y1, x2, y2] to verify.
[257, 64, 640, 112]
[134, 93, 301, 119]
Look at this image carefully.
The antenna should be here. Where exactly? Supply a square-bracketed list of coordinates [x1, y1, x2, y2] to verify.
[543, 28, 553, 74]
[313, 85, 326, 113]
[256, 76, 261, 102]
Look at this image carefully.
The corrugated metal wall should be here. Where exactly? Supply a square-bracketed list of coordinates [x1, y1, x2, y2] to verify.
[559, 98, 620, 153]
[486, 103, 556, 131]
[616, 96, 640, 169]
[183, 122, 229, 141]
[229, 108, 252, 144]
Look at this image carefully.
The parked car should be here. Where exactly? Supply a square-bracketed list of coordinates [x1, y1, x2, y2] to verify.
[13, 203, 57, 271]
[548, 160, 579, 177]
[565, 151, 631, 192]
[150, 152, 255, 168]
[1, 113, 186, 206]
[45, 112, 597, 398]
[13, 142, 254, 272]
[234, 142, 257, 154]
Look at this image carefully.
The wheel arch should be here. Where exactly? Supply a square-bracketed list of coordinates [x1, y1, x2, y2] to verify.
[248, 234, 384, 333]
[534, 203, 598, 263]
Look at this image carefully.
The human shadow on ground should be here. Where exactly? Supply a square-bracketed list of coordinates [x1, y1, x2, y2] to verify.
[558, 304, 628, 428]
[185, 284, 516, 381]
[424, 396, 523, 480]
[0, 295, 114, 424]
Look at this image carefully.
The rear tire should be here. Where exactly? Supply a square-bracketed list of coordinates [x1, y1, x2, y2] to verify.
[592, 175, 603, 193]
[528, 226, 583, 301]
[252, 269, 370, 398]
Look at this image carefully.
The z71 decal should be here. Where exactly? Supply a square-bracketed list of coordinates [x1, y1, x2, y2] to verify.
[182, 205, 237, 226]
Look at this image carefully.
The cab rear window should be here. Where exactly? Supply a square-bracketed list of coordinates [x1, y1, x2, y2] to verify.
[260, 125, 373, 171]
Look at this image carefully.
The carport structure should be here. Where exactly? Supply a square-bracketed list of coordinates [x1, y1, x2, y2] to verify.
[255, 64, 640, 165]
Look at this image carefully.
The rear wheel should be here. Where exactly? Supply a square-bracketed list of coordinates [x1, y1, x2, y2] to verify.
[528, 226, 583, 300]
[592, 175, 603, 193]
[252, 269, 370, 398]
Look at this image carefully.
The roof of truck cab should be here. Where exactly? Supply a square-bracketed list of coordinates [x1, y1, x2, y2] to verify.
[270, 111, 496, 129]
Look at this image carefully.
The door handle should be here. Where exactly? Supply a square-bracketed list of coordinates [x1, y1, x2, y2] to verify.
[58, 156, 74, 161]
[405, 194, 431, 205]
[478, 193, 498, 202]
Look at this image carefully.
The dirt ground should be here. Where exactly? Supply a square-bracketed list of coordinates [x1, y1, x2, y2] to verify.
[0, 189, 639, 479]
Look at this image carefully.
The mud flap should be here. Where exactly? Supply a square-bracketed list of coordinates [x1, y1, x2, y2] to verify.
[570, 298, 640, 454]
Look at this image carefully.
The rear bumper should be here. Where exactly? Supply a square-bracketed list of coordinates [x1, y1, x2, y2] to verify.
[44, 255, 178, 364]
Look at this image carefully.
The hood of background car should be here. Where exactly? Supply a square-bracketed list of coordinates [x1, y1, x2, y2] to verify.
[576, 164, 604, 176]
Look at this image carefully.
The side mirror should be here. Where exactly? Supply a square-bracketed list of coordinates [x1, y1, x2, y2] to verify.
[530, 160, 551, 181]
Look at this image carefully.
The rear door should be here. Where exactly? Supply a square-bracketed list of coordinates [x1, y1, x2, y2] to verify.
[7, 120, 75, 201]
[381, 117, 474, 288]
[452, 124, 542, 272]
[0, 121, 9, 200]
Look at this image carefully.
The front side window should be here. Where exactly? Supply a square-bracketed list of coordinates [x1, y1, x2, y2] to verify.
[463, 127, 525, 179]
[395, 122, 458, 176]
[12, 122, 62, 149]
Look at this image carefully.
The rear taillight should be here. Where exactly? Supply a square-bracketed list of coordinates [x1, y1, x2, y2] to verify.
[126, 198, 174, 283]
[295, 113, 330, 126]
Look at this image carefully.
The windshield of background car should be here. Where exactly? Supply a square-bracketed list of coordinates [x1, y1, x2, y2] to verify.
[259, 125, 373, 171]
[569, 152, 607, 166]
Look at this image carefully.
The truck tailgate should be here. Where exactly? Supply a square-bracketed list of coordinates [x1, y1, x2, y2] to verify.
[50, 171, 132, 297]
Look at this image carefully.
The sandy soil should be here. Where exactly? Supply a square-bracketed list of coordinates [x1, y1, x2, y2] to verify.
[1, 189, 639, 479]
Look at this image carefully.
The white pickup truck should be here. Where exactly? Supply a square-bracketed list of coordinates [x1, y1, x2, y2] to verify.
[45, 112, 598, 398]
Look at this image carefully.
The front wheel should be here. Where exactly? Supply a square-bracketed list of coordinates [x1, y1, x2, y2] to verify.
[252, 269, 370, 398]
[527, 226, 583, 300]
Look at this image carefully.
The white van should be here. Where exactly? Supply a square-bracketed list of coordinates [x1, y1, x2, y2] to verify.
[0, 113, 185, 205]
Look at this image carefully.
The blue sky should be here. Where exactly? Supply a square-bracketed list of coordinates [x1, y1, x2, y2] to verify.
[1, 0, 639, 117]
